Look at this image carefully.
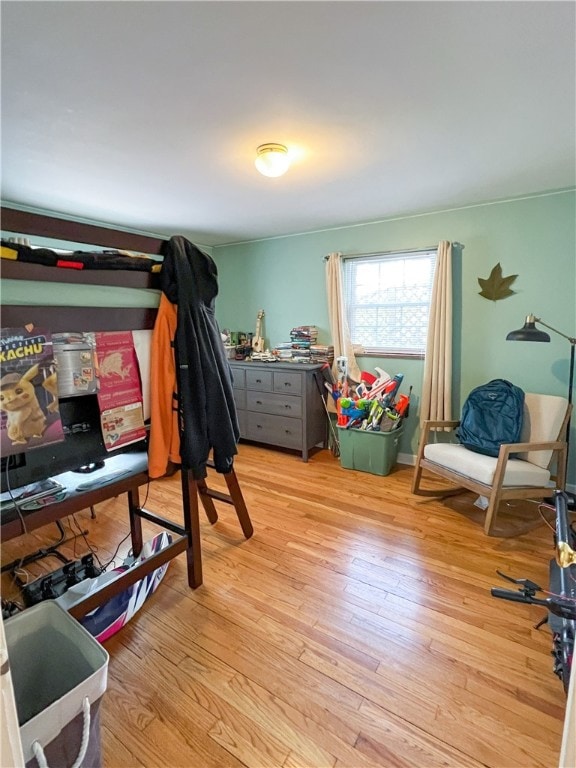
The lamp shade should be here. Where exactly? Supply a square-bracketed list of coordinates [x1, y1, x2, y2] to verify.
[255, 143, 290, 177]
[506, 314, 551, 342]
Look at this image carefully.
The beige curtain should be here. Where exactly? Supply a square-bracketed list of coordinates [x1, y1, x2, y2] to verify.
[420, 241, 453, 427]
[325, 252, 362, 383]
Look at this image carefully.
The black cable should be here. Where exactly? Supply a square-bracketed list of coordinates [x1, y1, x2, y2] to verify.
[100, 474, 152, 570]
[141, 477, 151, 508]
[100, 529, 133, 572]
[2, 456, 30, 591]
[3, 455, 29, 537]
[68, 513, 105, 572]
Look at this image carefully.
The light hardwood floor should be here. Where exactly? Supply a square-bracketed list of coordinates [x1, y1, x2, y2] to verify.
[1, 443, 569, 767]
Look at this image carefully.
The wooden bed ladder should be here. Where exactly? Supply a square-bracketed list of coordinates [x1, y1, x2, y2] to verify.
[180, 461, 253, 588]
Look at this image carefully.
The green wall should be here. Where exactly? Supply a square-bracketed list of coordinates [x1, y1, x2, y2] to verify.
[213, 190, 576, 484]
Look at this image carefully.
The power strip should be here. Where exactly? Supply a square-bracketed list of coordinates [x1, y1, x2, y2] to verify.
[22, 554, 103, 607]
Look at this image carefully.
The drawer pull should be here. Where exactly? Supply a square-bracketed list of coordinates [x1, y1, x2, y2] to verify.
[284, 382, 291, 387]
[256, 400, 263, 405]
[284, 404, 291, 409]
[256, 424, 263, 429]
[256, 378, 262, 383]
[284, 429, 292, 434]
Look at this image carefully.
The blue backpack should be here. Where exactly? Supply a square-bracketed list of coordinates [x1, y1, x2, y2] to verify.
[457, 379, 525, 457]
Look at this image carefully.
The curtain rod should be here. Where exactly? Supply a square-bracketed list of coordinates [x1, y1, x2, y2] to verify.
[323, 242, 464, 260]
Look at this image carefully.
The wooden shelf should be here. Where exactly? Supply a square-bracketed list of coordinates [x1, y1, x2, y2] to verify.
[1, 258, 161, 290]
[1, 206, 166, 255]
[1, 305, 158, 332]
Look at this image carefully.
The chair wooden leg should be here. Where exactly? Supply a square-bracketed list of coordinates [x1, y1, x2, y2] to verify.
[411, 462, 424, 494]
[181, 470, 203, 588]
[483, 487, 503, 536]
[196, 463, 253, 539]
[196, 477, 219, 524]
[483, 448, 509, 536]
[223, 469, 253, 539]
[411, 435, 428, 494]
[557, 443, 568, 490]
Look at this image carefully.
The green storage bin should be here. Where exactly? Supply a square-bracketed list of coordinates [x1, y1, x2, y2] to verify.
[337, 425, 403, 476]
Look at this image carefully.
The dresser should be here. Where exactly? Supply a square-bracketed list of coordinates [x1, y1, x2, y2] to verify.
[229, 361, 327, 461]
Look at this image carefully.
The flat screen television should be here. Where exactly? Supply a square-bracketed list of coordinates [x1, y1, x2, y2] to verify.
[1, 393, 147, 493]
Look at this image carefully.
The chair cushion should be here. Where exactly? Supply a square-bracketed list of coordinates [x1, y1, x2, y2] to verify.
[518, 393, 568, 468]
[423, 443, 551, 487]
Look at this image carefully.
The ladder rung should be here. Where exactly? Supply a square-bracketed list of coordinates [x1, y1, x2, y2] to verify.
[200, 488, 233, 505]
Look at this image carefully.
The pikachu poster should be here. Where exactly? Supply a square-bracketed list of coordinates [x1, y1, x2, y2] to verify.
[0, 327, 65, 457]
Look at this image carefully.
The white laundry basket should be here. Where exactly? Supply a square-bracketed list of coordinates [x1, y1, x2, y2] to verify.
[4, 601, 109, 768]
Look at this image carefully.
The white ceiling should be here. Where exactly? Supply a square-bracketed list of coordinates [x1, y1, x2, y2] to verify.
[1, 1, 575, 247]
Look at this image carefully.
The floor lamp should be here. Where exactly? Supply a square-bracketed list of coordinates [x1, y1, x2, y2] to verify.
[506, 314, 575, 510]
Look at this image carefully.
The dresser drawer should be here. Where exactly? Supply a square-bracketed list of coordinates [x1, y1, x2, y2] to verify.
[246, 391, 302, 418]
[231, 367, 245, 389]
[273, 371, 302, 396]
[246, 369, 273, 391]
[246, 412, 302, 450]
[233, 388, 246, 410]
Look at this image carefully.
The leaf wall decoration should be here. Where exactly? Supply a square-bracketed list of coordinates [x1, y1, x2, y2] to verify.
[478, 263, 518, 301]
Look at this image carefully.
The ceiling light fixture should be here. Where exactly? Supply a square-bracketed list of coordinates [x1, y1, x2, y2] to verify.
[255, 143, 290, 177]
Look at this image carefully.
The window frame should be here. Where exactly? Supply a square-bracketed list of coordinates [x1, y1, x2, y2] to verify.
[342, 248, 437, 359]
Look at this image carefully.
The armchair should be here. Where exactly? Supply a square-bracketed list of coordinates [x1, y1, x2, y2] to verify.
[411, 393, 571, 536]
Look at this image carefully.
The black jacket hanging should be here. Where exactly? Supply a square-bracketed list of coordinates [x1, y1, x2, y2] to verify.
[160, 235, 239, 479]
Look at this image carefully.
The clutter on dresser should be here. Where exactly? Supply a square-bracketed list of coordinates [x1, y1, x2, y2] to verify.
[290, 325, 317, 362]
[250, 350, 278, 362]
[222, 328, 253, 360]
[252, 309, 265, 353]
[272, 325, 327, 363]
[310, 344, 334, 365]
[273, 342, 294, 360]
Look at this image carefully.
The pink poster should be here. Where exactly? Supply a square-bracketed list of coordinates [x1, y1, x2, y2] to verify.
[95, 332, 146, 451]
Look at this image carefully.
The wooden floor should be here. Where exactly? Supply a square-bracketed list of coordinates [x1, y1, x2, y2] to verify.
[1, 443, 569, 767]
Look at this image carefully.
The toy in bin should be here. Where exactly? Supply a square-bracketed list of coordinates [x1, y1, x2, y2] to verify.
[321, 360, 411, 432]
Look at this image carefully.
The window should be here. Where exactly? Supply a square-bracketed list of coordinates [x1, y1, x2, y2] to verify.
[342, 249, 436, 356]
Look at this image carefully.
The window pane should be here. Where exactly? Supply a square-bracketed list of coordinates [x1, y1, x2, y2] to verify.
[343, 250, 436, 354]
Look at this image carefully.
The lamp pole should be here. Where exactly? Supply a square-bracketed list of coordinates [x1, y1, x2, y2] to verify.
[534, 318, 575, 507]
[532, 317, 575, 409]
[506, 315, 576, 508]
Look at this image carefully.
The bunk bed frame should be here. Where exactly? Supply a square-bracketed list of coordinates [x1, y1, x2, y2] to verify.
[1, 206, 252, 614]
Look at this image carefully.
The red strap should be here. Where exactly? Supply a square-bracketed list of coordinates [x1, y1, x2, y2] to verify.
[56, 259, 84, 269]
